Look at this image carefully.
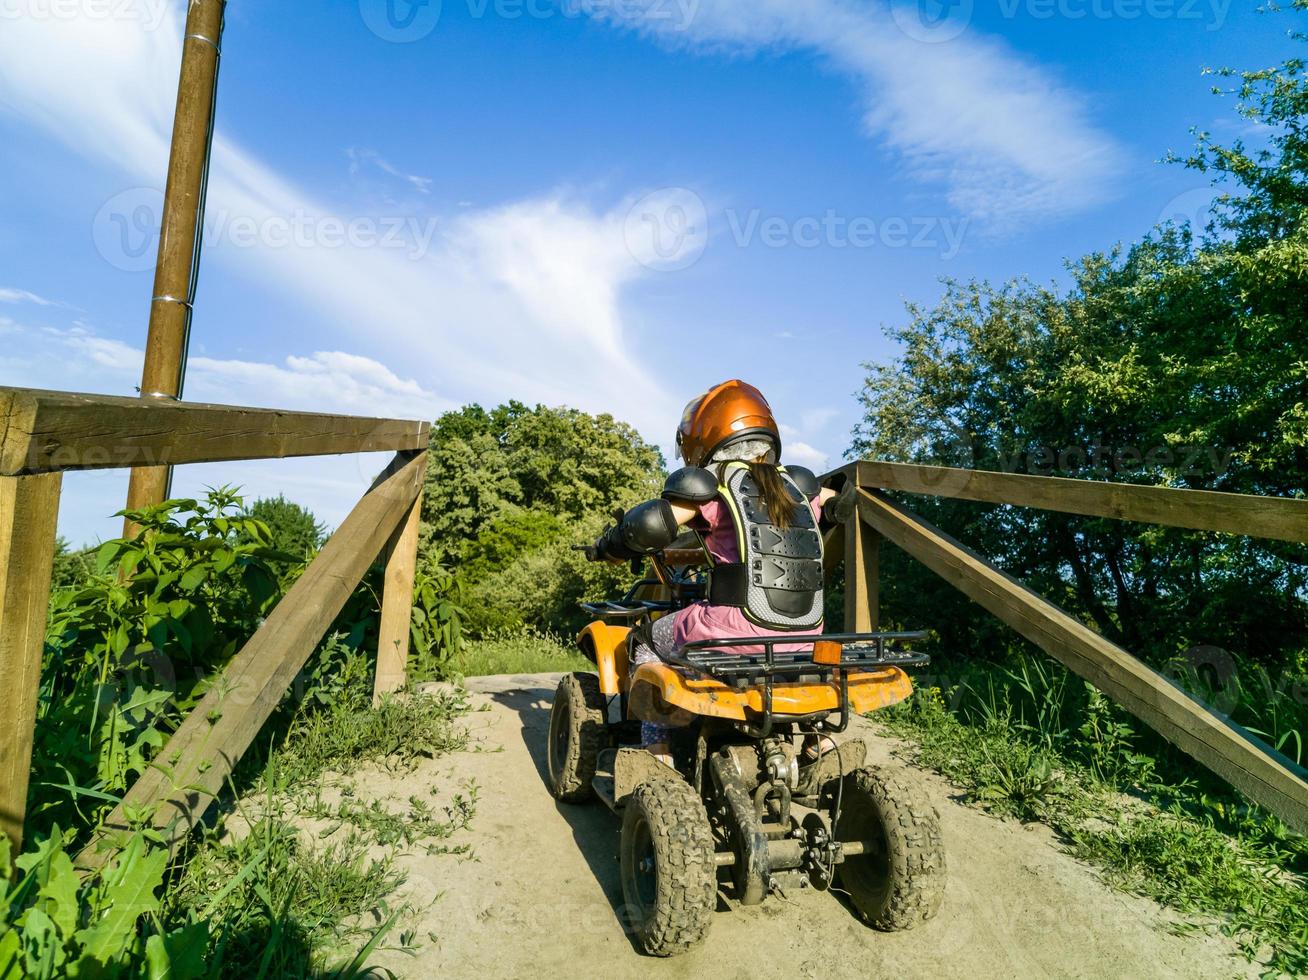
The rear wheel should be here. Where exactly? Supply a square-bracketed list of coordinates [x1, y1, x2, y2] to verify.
[620, 779, 716, 956]
[834, 766, 945, 930]
[547, 672, 606, 802]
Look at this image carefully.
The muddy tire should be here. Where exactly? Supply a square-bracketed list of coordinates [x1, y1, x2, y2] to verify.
[547, 672, 606, 803]
[620, 779, 716, 956]
[834, 766, 945, 930]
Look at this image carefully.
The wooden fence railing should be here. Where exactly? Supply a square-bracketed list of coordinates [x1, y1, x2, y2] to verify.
[0, 386, 430, 868]
[821, 460, 1308, 834]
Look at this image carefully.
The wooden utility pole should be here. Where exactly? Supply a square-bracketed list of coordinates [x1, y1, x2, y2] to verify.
[123, 0, 227, 533]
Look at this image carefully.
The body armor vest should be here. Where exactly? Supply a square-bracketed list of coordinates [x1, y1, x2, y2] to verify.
[706, 462, 825, 631]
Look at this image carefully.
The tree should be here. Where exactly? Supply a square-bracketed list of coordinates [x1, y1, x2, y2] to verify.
[247, 495, 327, 561]
[419, 402, 665, 634]
[853, 9, 1308, 669]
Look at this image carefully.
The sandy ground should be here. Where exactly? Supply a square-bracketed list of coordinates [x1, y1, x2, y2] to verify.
[362, 674, 1254, 980]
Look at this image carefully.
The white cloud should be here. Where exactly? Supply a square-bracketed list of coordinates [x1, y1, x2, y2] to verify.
[0, 287, 58, 306]
[800, 407, 840, 433]
[347, 147, 433, 196]
[187, 351, 451, 421]
[11, 318, 444, 422]
[0, 8, 681, 441]
[785, 440, 829, 471]
[779, 422, 831, 471]
[592, 0, 1126, 223]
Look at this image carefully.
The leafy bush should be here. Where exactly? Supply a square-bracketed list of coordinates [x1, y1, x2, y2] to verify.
[420, 402, 664, 637]
[0, 829, 207, 980]
[10, 485, 474, 978]
[246, 495, 327, 564]
[31, 490, 295, 836]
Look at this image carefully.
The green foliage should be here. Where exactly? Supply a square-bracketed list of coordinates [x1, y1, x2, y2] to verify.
[32, 490, 296, 834]
[51, 537, 96, 591]
[421, 401, 664, 636]
[406, 559, 469, 681]
[0, 828, 207, 980]
[266, 637, 470, 788]
[16, 485, 474, 978]
[446, 627, 593, 678]
[245, 495, 326, 563]
[422, 401, 664, 546]
[854, 18, 1308, 672]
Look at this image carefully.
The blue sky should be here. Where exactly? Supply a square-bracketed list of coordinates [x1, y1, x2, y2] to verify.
[0, 0, 1296, 544]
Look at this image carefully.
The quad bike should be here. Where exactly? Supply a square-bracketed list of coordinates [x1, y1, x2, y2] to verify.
[547, 544, 946, 956]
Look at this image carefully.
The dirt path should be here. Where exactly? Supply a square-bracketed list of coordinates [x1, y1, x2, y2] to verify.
[366, 674, 1252, 980]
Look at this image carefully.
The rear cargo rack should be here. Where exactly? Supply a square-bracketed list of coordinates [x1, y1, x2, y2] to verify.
[670, 631, 930, 686]
[663, 631, 931, 738]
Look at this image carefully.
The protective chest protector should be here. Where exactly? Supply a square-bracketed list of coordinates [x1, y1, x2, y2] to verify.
[707, 462, 825, 632]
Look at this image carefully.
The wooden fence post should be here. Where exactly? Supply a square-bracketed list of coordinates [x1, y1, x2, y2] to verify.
[374, 479, 423, 705]
[0, 473, 62, 856]
[843, 503, 880, 633]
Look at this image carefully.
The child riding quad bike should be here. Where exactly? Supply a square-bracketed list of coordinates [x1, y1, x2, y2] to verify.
[546, 381, 945, 956]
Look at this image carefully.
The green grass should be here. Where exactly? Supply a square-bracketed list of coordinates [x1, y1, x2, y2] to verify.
[171, 647, 476, 975]
[446, 627, 592, 677]
[2, 640, 474, 980]
[881, 661, 1308, 977]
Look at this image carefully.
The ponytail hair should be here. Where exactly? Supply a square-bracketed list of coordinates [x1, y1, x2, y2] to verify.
[748, 459, 795, 530]
[709, 441, 797, 530]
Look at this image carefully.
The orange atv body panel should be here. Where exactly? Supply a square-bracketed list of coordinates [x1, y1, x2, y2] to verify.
[628, 662, 913, 725]
[577, 622, 631, 696]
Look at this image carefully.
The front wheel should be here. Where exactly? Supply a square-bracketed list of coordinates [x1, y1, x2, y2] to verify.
[834, 766, 945, 930]
[620, 779, 716, 956]
[547, 672, 606, 802]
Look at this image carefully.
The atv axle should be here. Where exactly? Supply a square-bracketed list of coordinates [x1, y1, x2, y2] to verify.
[712, 837, 868, 868]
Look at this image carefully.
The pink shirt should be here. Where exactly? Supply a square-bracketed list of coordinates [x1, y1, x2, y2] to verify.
[671, 494, 825, 655]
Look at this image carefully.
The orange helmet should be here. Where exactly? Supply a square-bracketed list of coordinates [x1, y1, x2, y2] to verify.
[676, 380, 781, 467]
